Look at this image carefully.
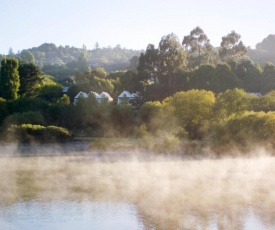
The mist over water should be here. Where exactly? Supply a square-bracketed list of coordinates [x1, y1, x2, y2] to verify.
[1, 144, 275, 229]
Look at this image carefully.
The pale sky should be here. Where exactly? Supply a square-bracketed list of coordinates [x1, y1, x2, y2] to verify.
[0, 0, 274, 54]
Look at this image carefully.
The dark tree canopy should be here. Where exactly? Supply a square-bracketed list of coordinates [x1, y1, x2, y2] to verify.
[0, 58, 20, 100]
[19, 63, 43, 97]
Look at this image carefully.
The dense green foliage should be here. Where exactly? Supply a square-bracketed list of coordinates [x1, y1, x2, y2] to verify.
[0, 58, 20, 99]
[15, 44, 141, 78]
[2, 31, 275, 153]
[5, 124, 71, 143]
[18, 63, 43, 97]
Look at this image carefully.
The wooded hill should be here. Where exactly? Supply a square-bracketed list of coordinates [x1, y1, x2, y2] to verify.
[248, 34, 275, 65]
[4, 43, 142, 78]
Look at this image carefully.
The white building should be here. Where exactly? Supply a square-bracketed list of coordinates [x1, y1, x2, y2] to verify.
[96, 92, 113, 104]
[74, 91, 113, 105]
[74, 91, 88, 105]
[117, 90, 140, 105]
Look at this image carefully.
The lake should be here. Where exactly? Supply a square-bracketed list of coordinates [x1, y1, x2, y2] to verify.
[0, 148, 275, 229]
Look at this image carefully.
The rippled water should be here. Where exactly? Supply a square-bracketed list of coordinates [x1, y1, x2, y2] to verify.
[0, 200, 144, 230]
[0, 200, 274, 230]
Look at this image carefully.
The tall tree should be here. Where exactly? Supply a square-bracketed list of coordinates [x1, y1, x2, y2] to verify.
[137, 44, 159, 84]
[158, 33, 186, 86]
[128, 55, 139, 73]
[182, 26, 217, 70]
[219, 31, 247, 64]
[0, 58, 20, 100]
[18, 63, 43, 97]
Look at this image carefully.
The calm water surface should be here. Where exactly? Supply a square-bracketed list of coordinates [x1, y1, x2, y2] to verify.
[0, 200, 145, 230]
[0, 200, 274, 230]
[1, 153, 275, 229]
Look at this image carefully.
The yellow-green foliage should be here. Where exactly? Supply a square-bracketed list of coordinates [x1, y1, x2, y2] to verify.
[163, 89, 215, 139]
[212, 111, 275, 151]
[214, 88, 253, 119]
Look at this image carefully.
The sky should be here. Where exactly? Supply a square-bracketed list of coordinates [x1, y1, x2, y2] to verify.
[0, 0, 274, 54]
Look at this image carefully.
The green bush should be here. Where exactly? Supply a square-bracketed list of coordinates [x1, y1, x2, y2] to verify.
[211, 111, 275, 153]
[6, 124, 72, 143]
[4, 111, 45, 126]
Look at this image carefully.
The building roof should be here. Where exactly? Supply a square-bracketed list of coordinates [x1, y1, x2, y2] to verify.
[118, 90, 134, 98]
[89, 91, 100, 98]
[62, 87, 69, 93]
[74, 91, 88, 99]
[99, 92, 113, 101]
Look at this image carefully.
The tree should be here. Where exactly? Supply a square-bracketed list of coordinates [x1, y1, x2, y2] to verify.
[19, 50, 35, 64]
[110, 105, 135, 136]
[158, 33, 187, 86]
[37, 84, 63, 102]
[138, 101, 163, 133]
[252, 90, 275, 112]
[77, 49, 89, 72]
[182, 26, 217, 70]
[234, 60, 262, 92]
[137, 44, 159, 84]
[188, 64, 215, 91]
[212, 63, 239, 92]
[219, 31, 247, 64]
[214, 88, 253, 119]
[0, 58, 20, 100]
[163, 89, 215, 139]
[8, 47, 15, 56]
[91, 67, 107, 79]
[128, 55, 139, 73]
[18, 63, 43, 97]
[261, 62, 275, 94]
[118, 70, 142, 93]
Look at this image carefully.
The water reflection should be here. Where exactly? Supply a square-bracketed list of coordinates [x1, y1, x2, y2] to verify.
[0, 200, 144, 230]
[1, 154, 275, 229]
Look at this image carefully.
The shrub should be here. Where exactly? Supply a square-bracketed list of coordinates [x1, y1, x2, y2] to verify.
[4, 111, 45, 126]
[211, 111, 275, 153]
[6, 124, 72, 143]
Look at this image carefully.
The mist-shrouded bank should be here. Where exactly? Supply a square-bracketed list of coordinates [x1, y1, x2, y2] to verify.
[0, 145, 275, 229]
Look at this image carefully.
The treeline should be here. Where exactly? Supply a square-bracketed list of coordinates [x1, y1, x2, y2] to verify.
[1, 27, 275, 152]
[2, 43, 141, 78]
[248, 34, 275, 65]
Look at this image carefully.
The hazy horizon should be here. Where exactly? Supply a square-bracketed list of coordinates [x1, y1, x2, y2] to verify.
[1, 0, 274, 54]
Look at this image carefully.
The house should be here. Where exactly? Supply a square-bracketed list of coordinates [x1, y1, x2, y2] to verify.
[117, 90, 140, 105]
[73, 91, 88, 105]
[74, 91, 113, 105]
[96, 92, 113, 104]
[62, 86, 69, 94]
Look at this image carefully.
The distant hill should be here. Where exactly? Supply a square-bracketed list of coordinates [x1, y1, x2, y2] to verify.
[248, 34, 275, 65]
[25, 43, 142, 72]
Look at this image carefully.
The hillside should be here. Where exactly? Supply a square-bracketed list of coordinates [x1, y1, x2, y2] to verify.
[25, 43, 142, 74]
[248, 34, 275, 65]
